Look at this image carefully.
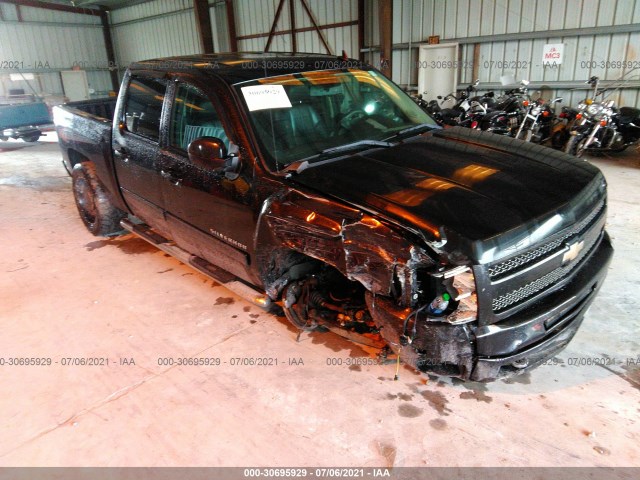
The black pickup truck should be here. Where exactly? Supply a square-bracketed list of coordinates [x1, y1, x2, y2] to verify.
[53, 53, 613, 381]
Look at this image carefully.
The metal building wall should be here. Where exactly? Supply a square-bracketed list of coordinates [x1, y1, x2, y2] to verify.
[110, 0, 200, 68]
[385, 0, 640, 107]
[0, 3, 111, 98]
[110, 0, 233, 70]
[234, 0, 359, 56]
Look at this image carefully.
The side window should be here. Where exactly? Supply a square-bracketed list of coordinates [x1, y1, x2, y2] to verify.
[170, 83, 229, 151]
[123, 76, 166, 141]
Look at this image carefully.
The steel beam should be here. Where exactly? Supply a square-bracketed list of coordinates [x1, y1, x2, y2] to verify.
[289, 0, 296, 53]
[357, 0, 364, 61]
[0, 0, 102, 17]
[264, 0, 287, 52]
[194, 0, 214, 54]
[225, 0, 238, 52]
[299, 0, 333, 55]
[100, 9, 120, 91]
[238, 20, 356, 42]
[378, 0, 392, 78]
[362, 23, 640, 53]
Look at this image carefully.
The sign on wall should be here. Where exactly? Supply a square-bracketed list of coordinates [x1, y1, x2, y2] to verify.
[542, 44, 564, 66]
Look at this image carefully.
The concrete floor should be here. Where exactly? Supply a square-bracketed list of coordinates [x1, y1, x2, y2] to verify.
[0, 133, 638, 467]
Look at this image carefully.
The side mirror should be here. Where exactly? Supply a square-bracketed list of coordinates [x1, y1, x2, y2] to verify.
[188, 136, 228, 170]
[552, 97, 563, 104]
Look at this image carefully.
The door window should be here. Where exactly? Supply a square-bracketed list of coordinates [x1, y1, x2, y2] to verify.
[170, 83, 229, 151]
[123, 76, 166, 141]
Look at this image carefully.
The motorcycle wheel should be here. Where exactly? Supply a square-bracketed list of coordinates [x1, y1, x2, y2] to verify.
[564, 135, 580, 156]
[575, 137, 593, 158]
[551, 130, 569, 150]
[520, 130, 533, 142]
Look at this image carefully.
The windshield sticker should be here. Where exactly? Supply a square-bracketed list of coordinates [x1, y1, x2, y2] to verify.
[241, 85, 292, 111]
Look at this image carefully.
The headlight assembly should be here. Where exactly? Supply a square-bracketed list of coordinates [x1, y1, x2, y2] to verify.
[428, 266, 478, 325]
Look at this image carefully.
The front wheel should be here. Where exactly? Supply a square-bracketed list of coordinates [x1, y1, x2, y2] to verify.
[71, 162, 126, 236]
[564, 134, 583, 156]
[515, 128, 534, 142]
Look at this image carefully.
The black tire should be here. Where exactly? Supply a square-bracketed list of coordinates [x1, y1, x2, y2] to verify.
[564, 134, 581, 156]
[22, 134, 40, 143]
[551, 129, 569, 150]
[71, 162, 125, 236]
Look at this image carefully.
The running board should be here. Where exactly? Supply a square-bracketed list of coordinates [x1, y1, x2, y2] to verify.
[120, 219, 272, 310]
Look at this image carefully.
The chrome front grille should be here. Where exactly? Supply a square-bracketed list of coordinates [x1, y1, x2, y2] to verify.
[492, 232, 599, 311]
[488, 199, 605, 279]
[491, 217, 602, 312]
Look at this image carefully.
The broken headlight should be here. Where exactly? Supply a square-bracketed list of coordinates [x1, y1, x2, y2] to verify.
[423, 265, 477, 325]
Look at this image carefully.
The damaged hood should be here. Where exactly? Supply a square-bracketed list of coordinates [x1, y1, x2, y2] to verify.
[292, 127, 606, 262]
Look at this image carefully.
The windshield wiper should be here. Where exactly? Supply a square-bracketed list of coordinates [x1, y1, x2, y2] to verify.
[319, 139, 392, 156]
[282, 140, 392, 174]
[384, 123, 439, 142]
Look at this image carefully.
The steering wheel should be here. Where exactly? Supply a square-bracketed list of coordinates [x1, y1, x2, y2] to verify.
[340, 109, 367, 129]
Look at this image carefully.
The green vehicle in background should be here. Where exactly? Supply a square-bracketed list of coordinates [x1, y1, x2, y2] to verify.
[0, 101, 52, 142]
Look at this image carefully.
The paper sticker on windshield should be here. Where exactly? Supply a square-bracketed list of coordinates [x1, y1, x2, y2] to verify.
[241, 85, 292, 111]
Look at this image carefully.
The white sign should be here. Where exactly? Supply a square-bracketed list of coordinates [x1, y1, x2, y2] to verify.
[10, 73, 35, 81]
[241, 84, 292, 111]
[542, 44, 564, 66]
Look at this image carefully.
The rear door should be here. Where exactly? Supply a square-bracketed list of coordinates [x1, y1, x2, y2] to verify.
[157, 77, 256, 282]
[113, 72, 172, 238]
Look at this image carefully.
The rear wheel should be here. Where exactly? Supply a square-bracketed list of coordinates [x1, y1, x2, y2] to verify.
[22, 133, 40, 142]
[71, 162, 125, 236]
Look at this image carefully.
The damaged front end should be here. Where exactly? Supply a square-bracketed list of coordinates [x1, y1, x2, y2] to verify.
[258, 191, 484, 379]
[258, 182, 613, 382]
[366, 262, 480, 377]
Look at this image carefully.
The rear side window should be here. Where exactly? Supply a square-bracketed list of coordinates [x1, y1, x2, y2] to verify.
[170, 82, 229, 151]
[123, 76, 166, 141]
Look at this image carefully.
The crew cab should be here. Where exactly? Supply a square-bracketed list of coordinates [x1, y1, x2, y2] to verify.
[53, 53, 613, 381]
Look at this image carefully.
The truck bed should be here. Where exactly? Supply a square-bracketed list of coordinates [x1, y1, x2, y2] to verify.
[53, 97, 126, 212]
[65, 98, 117, 121]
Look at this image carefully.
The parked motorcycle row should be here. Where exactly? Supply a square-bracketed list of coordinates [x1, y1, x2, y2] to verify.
[415, 76, 640, 157]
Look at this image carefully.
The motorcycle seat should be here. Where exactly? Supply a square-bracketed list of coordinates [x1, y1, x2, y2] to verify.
[619, 107, 640, 125]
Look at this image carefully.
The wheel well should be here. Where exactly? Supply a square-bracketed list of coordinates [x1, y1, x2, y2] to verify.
[67, 148, 89, 169]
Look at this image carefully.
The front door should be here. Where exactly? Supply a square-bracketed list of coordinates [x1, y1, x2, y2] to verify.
[158, 79, 256, 282]
[113, 73, 171, 238]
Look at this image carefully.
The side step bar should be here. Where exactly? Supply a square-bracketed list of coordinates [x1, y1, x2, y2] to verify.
[120, 219, 272, 310]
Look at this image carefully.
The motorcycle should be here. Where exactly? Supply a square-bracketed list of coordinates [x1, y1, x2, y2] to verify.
[564, 76, 640, 156]
[423, 80, 481, 126]
[550, 105, 581, 150]
[514, 97, 563, 143]
[478, 79, 531, 135]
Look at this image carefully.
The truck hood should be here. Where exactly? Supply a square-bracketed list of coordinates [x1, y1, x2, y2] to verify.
[292, 128, 606, 263]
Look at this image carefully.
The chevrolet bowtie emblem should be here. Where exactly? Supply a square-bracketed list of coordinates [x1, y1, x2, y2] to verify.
[563, 240, 585, 264]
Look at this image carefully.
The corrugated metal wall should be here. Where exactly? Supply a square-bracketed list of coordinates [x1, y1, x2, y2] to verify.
[0, 3, 111, 98]
[2, 0, 637, 107]
[109, 0, 234, 71]
[388, 0, 640, 107]
[110, 0, 200, 67]
[234, 0, 359, 56]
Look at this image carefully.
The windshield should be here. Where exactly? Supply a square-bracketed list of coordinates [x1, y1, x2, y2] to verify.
[234, 68, 436, 171]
